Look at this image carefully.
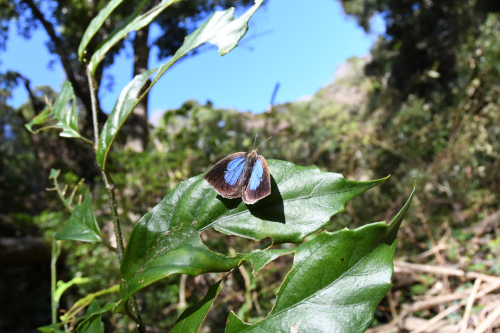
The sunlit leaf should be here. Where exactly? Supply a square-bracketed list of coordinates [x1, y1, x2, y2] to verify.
[115, 160, 386, 312]
[226, 187, 415, 333]
[55, 190, 102, 242]
[170, 279, 224, 333]
[96, 68, 157, 170]
[96, 0, 263, 170]
[25, 81, 86, 141]
[78, 0, 125, 61]
[150, 0, 264, 88]
[87, 0, 177, 75]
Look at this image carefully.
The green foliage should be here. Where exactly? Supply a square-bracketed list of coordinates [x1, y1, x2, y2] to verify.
[3, 0, 439, 331]
[55, 191, 102, 242]
[88, 0, 178, 75]
[25, 81, 86, 141]
[171, 279, 224, 333]
[77, 0, 125, 61]
[97, 0, 263, 170]
[117, 160, 386, 312]
[54, 277, 91, 307]
[97, 68, 158, 170]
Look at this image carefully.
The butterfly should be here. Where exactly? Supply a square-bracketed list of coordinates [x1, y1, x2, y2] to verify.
[204, 137, 271, 204]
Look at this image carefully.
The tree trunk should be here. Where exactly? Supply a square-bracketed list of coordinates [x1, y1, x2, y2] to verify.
[126, 25, 151, 152]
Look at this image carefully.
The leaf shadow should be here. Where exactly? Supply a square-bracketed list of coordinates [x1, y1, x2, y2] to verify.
[248, 175, 285, 224]
[217, 175, 285, 224]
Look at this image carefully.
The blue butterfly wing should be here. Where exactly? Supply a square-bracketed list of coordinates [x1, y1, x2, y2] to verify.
[242, 155, 271, 204]
[204, 152, 247, 198]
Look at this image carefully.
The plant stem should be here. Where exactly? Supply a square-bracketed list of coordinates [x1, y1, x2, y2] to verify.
[102, 170, 146, 332]
[53, 177, 73, 214]
[127, 297, 146, 333]
[51, 239, 61, 324]
[86, 68, 99, 151]
[101, 238, 118, 253]
[79, 135, 95, 147]
[102, 171, 124, 259]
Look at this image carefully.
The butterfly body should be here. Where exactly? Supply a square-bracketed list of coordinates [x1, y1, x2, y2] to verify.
[204, 149, 271, 204]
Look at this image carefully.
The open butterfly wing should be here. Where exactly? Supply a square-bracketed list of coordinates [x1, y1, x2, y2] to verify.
[242, 155, 271, 204]
[204, 152, 247, 198]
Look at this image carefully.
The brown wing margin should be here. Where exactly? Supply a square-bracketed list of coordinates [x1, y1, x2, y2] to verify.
[204, 152, 247, 199]
[242, 155, 271, 204]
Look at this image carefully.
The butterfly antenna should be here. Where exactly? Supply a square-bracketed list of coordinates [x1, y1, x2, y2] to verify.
[256, 136, 272, 150]
[253, 134, 258, 149]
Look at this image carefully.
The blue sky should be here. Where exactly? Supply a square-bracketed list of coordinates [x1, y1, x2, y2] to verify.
[2, 0, 382, 121]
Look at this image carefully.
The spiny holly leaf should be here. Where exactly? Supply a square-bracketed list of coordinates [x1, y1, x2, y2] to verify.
[25, 81, 85, 141]
[95, 0, 263, 171]
[55, 191, 102, 242]
[78, 0, 125, 61]
[115, 160, 386, 312]
[170, 279, 224, 333]
[96, 68, 157, 170]
[88, 0, 178, 75]
[225, 186, 415, 333]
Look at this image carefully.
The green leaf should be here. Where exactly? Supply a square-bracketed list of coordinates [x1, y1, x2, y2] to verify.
[96, 68, 157, 170]
[38, 324, 65, 333]
[95, 0, 263, 170]
[60, 285, 119, 324]
[115, 160, 386, 312]
[78, 0, 125, 60]
[171, 279, 224, 333]
[55, 190, 102, 242]
[54, 276, 91, 305]
[48, 169, 60, 180]
[226, 187, 415, 333]
[25, 81, 85, 141]
[78, 314, 104, 333]
[150, 0, 264, 88]
[76, 300, 115, 332]
[88, 0, 177, 75]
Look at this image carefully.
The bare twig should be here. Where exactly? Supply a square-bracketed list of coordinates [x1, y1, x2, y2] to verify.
[414, 196, 450, 296]
[460, 278, 482, 333]
[179, 274, 187, 310]
[387, 290, 398, 320]
[394, 261, 500, 284]
[472, 305, 500, 333]
[87, 68, 99, 151]
[411, 302, 464, 333]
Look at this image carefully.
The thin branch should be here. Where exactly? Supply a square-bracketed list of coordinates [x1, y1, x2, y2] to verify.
[53, 176, 73, 214]
[102, 170, 145, 331]
[460, 278, 482, 333]
[126, 296, 146, 333]
[51, 240, 61, 324]
[87, 69, 99, 150]
[102, 172, 124, 259]
[472, 305, 500, 333]
[101, 239, 118, 253]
